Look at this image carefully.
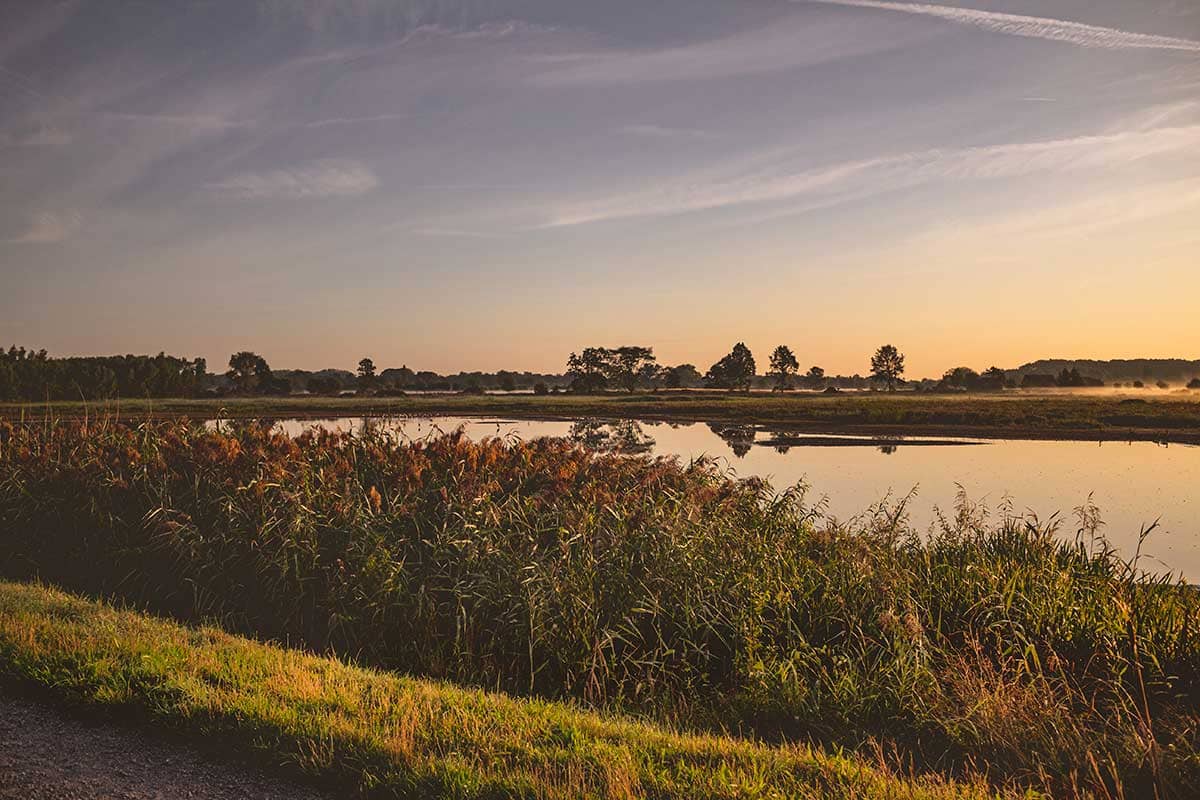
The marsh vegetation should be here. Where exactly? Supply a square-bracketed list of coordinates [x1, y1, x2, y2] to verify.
[1, 418, 1198, 797]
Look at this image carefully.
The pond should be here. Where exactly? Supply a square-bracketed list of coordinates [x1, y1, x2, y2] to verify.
[211, 415, 1200, 581]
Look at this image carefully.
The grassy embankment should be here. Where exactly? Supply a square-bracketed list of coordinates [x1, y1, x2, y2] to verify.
[0, 580, 1000, 800]
[1, 418, 1198, 797]
[4, 389, 1200, 443]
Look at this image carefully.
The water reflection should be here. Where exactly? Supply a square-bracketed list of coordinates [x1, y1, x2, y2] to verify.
[707, 423, 756, 457]
[568, 419, 657, 454]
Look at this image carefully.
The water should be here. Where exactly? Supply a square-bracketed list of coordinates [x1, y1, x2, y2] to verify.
[211, 415, 1200, 580]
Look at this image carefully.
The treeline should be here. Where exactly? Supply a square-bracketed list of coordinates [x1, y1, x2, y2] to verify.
[290, 361, 570, 396]
[224, 353, 574, 397]
[7, 344, 1192, 402]
[0, 347, 206, 401]
[1013, 359, 1200, 385]
[565, 342, 906, 393]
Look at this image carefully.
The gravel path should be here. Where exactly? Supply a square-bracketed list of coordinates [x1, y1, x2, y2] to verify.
[0, 693, 333, 799]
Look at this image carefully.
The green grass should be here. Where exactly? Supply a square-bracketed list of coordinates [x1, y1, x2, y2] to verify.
[4, 389, 1200, 443]
[1, 418, 1198, 797]
[0, 580, 1003, 800]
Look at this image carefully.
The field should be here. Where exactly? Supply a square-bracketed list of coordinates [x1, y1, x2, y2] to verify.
[2, 417, 1199, 797]
[5, 388, 1200, 444]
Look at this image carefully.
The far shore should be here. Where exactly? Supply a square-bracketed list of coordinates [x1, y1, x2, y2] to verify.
[5, 389, 1200, 445]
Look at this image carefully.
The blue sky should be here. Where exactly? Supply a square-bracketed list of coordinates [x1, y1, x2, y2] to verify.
[2, 0, 1198, 375]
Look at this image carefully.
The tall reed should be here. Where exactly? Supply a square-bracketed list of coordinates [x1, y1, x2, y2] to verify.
[1, 417, 1197, 796]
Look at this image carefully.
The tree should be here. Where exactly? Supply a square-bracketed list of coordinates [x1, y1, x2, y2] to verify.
[227, 351, 271, 394]
[604, 346, 656, 393]
[804, 366, 825, 389]
[307, 376, 341, 395]
[638, 362, 664, 391]
[496, 371, 517, 392]
[567, 348, 611, 393]
[662, 364, 701, 389]
[980, 366, 1007, 390]
[942, 366, 979, 389]
[870, 344, 905, 391]
[706, 343, 756, 392]
[768, 345, 799, 391]
[357, 358, 377, 392]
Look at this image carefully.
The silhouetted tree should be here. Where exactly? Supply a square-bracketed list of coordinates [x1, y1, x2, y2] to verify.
[706, 343, 756, 392]
[227, 351, 272, 394]
[942, 366, 979, 389]
[662, 364, 701, 389]
[804, 365, 825, 389]
[357, 358, 377, 392]
[980, 366, 1007, 390]
[605, 346, 656, 392]
[870, 344, 905, 391]
[769, 345, 799, 391]
[567, 348, 611, 393]
[638, 362, 665, 391]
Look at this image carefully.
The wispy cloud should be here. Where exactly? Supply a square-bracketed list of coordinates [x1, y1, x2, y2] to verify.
[540, 124, 1200, 227]
[621, 124, 716, 141]
[531, 13, 925, 86]
[0, 124, 71, 147]
[804, 0, 1200, 52]
[301, 113, 412, 129]
[95, 111, 252, 132]
[206, 160, 379, 200]
[904, 178, 1200, 251]
[7, 211, 81, 244]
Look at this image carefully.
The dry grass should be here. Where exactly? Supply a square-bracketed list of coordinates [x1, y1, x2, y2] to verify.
[0, 581, 1002, 800]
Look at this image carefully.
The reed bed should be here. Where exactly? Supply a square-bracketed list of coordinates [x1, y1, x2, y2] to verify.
[0, 417, 1197, 797]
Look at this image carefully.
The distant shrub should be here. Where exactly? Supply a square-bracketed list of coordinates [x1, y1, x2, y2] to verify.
[533, 382, 549, 395]
[1133, 380, 1145, 388]
[1189, 378, 1200, 390]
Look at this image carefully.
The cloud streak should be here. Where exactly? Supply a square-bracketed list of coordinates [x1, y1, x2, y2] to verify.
[541, 124, 1200, 227]
[621, 124, 716, 140]
[531, 13, 924, 86]
[8, 211, 81, 244]
[206, 160, 379, 200]
[804, 0, 1200, 52]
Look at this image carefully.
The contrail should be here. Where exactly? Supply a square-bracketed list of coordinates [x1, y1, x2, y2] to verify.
[804, 0, 1200, 52]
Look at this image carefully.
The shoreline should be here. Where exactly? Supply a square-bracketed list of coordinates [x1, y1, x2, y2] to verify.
[4, 392, 1200, 445]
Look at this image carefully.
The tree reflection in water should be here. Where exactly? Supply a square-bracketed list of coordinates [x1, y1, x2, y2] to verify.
[569, 419, 657, 454]
[707, 423, 756, 458]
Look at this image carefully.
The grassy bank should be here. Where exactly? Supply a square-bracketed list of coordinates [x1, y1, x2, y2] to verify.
[1, 418, 1199, 796]
[0, 581, 996, 800]
[3, 389, 1200, 443]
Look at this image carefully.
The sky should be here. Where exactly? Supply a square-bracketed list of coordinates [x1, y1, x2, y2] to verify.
[2, 0, 1198, 377]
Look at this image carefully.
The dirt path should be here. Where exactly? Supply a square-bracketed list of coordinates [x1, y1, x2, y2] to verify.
[0, 693, 332, 800]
